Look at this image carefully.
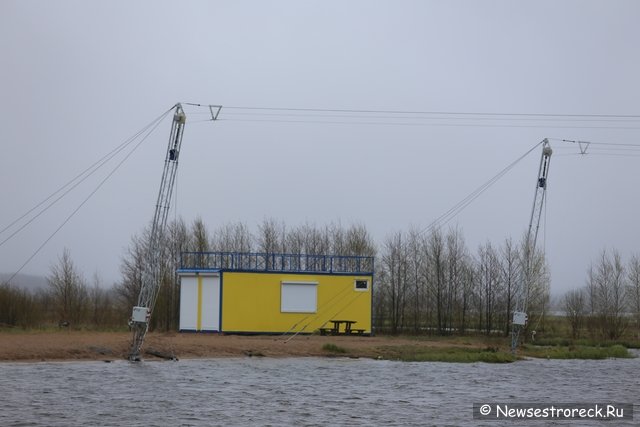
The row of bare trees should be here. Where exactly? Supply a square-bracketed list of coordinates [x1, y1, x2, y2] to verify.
[563, 250, 640, 340]
[0, 249, 121, 329]
[0, 282, 43, 328]
[374, 227, 549, 336]
[0, 217, 558, 338]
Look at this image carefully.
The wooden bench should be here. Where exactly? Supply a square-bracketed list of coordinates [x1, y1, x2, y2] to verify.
[319, 322, 365, 336]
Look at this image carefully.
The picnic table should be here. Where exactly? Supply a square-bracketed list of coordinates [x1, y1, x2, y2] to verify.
[319, 320, 365, 335]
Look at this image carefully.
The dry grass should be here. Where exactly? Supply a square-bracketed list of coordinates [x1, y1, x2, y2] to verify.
[0, 331, 632, 363]
[0, 331, 485, 362]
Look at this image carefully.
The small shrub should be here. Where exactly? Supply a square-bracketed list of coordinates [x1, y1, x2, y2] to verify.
[322, 343, 347, 354]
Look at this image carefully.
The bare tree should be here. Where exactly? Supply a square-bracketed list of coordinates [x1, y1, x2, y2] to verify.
[406, 227, 425, 332]
[476, 242, 501, 335]
[344, 223, 376, 256]
[115, 230, 147, 314]
[380, 231, 409, 333]
[87, 272, 123, 329]
[458, 261, 475, 334]
[372, 259, 388, 331]
[500, 238, 519, 336]
[445, 227, 467, 334]
[190, 217, 210, 252]
[47, 248, 88, 327]
[586, 249, 628, 340]
[302, 223, 330, 256]
[563, 288, 586, 339]
[155, 218, 190, 331]
[257, 217, 287, 269]
[627, 254, 640, 338]
[212, 221, 253, 253]
[426, 230, 447, 334]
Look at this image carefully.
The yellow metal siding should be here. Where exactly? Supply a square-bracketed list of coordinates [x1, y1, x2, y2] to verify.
[196, 275, 203, 330]
[221, 272, 372, 333]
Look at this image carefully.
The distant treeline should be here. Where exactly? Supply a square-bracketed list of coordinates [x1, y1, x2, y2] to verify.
[1, 218, 639, 340]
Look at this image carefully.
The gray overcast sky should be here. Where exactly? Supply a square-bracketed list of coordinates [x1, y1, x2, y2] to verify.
[1, 1, 639, 295]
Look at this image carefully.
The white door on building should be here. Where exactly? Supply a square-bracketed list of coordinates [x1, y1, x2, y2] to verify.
[200, 275, 220, 330]
[179, 274, 220, 332]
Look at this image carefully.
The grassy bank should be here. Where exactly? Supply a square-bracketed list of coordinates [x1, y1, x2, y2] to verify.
[366, 343, 633, 363]
[521, 344, 632, 360]
[374, 345, 517, 363]
[319, 334, 636, 363]
[525, 337, 640, 349]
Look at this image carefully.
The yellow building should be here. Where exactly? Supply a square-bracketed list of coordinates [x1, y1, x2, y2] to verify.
[177, 252, 373, 335]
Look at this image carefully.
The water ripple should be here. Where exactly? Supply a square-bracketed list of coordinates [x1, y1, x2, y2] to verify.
[0, 356, 638, 426]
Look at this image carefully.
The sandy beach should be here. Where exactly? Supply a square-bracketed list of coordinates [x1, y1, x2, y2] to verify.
[0, 331, 482, 362]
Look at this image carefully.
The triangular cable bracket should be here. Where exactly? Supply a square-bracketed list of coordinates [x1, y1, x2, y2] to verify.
[578, 140, 590, 155]
[209, 105, 223, 121]
[561, 138, 590, 155]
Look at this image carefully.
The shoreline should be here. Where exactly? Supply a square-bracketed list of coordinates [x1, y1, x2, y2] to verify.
[1, 331, 634, 363]
[0, 330, 485, 363]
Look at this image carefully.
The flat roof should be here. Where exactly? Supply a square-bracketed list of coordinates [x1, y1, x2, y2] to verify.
[179, 251, 374, 275]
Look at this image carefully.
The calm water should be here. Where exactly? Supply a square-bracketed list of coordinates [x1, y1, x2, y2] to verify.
[1, 353, 638, 426]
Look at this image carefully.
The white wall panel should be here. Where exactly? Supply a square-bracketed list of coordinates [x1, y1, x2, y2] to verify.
[179, 276, 198, 330]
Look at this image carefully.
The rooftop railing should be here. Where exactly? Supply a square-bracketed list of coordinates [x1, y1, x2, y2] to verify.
[179, 251, 374, 275]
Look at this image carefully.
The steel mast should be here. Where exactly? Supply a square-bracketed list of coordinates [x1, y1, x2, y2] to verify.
[511, 138, 552, 354]
[128, 104, 187, 361]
